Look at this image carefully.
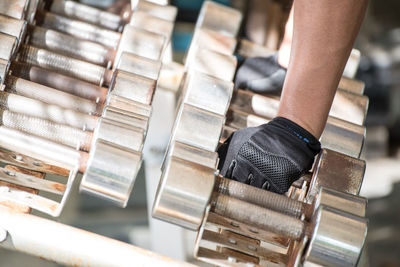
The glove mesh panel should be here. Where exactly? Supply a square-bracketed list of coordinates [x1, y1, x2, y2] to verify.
[239, 142, 301, 193]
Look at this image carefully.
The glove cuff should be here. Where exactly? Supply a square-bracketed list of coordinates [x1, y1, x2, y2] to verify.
[270, 117, 321, 155]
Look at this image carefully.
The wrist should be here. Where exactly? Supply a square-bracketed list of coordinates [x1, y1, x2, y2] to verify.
[269, 116, 321, 155]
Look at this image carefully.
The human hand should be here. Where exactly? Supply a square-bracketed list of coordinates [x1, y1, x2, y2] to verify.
[217, 117, 321, 194]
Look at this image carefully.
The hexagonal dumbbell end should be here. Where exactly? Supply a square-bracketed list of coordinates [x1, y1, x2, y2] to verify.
[134, 0, 178, 22]
[153, 155, 216, 230]
[81, 139, 142, 207]
[0, 0, 30, 20]
[302, 205, 367, 267]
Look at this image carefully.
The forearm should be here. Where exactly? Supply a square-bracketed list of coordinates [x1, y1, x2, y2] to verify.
[277, 0, 368, 138]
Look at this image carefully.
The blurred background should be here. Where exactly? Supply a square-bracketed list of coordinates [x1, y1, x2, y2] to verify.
[0, 0, 399, 266]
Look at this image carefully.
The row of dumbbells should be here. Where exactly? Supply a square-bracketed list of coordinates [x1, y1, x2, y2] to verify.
[151, 2, 368, 267]
[0, 0, 177, 215]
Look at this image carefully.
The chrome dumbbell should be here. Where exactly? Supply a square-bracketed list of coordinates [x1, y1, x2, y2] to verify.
[153, 143, 367, 266]
[154, 140, 365, 229]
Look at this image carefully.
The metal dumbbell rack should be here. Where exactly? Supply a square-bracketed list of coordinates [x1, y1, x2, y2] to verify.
[0, 1, 199, 265]
[0, 0, 176, 214]
[153, 1, 369, 266]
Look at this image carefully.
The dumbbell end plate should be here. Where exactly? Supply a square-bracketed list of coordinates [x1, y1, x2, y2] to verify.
[80, 139, 142, 207]
[152, 156, 216, 230]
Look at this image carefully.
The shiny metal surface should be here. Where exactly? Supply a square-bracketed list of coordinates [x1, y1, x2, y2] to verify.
[211, 193, 305, 240]
[188, 29, 237, 57]
[116, 52, 161, 80]
[237, 38, 275, 59]
[338, 77, 365, 95]
[0, 109, 92, 151]
[0, 126, 81, 170]
[186, 48, 237, 81]
[107, 94, 152, 117]
[25, 0, 39, 24]
[10, 62, 108, 103]
[50, 0, 123, 31]
[331, 89, 368, 125]
[0, 32, 17, 61]
[321, 116, 365, 158]
[0, 59, 10, 85]
[173, 104, 225, 152]
[225, 108, 269, 129]
[153, 156, 216, 230]
[129, 10, 174, 40]
[136, 0, 178, 22]
[343, 49, 361, 79]
[304, 206, 368, 267]
[215, 175, 305, 219]
[103, 105, 149, 132]
[183, 71, 234, 116]
[29, 25, 113, 66]
[196, 1, 242, 37]
[81, 139, 142, 207]
[18, 45, 107, 86]
[5, 75, 101, 115]
[165, 140, 219, 170]
[109, 70, 156, 105]
[115, 25, 165, 64]
[307, 149, 366, 203]
[314, 187, 367, 217]
[0, 91, 98, 131]
[38, 12, 121, 49]
[0, 0, 29, 20]
[95, 117, 145, 152]
[0, 15, 27, 44]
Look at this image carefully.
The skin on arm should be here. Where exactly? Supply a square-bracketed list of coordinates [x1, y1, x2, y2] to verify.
[277, 0, 368, 138]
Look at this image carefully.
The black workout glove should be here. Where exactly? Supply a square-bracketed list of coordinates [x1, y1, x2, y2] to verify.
[217, 117, 321, 194]
[234, 53, 286, 95]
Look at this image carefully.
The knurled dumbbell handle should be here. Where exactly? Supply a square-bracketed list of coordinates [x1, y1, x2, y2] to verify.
[0, 109, 92, 151]
[211, 193, 306, 240]
[10, 62, 108, 103]
[0, 126, 88, 173]
[29, 25, 115, 67]
[5, 74, 102, 115]
[0, 91, 98, 131]
[49, 0, 124, 31]
[17, 45, 113, 86]
[215, 175, 312, 219]
[36, 11, 121, 49]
